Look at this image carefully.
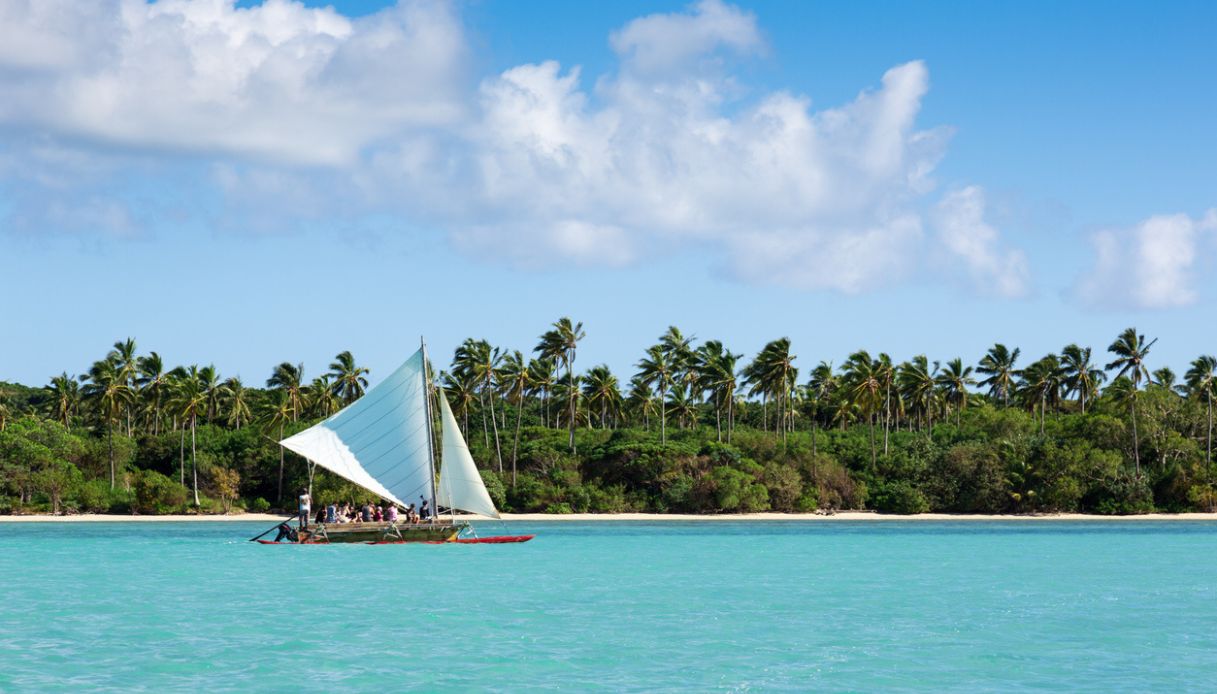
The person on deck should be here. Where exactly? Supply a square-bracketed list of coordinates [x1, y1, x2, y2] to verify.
[314, 507, 326, 525]
[297, 489, 311, 529]
[361, 503, 372, 522]
[373, 505, 383, 522]
[326, 503, 337, 524]
[273, 522, 297, 543]
[419, 499, 430, 522]
[386, 504, 398, 523]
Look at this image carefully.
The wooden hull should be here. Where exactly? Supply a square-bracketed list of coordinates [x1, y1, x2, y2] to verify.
[298, 521, 463, 544]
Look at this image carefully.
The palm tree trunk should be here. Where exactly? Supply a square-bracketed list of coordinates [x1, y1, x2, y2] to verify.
[728, 391, 734, 443]
[567, 354, 576, 454]
[1040, 393, 1046, 436]
[480, 392, 490, 448]
[811, 419, 818, 458]
[1207, 391, 1212, 470]
[1131, 395, 1141, 477]
[868, 414, 877, 472]
[883, 385, 891, 455]
[487, 380, 504, 473]
[191, 415, 200, 506]
[108, 421, 116, 489]
[179, 427, 186, 486]
[277, 422, 285, 503]
[512, 397, 522, 487]
[660, 385, 668, 445]
[714, 391, 722, 442]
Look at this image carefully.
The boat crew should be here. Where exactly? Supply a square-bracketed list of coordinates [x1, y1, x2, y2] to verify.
[298, 488, 311, 529]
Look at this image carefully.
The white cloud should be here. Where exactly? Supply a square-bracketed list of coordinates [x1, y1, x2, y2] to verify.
[0, 0, 467, 165]
[933, 186, 1029, 298]
[1075, 211, 1217, 309]
[0, 0, 1031, 297]
[609, 0, 764, 76]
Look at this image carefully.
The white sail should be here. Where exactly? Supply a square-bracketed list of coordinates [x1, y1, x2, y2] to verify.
[437, 390, 500, 518]
[280, 348, 434, 509]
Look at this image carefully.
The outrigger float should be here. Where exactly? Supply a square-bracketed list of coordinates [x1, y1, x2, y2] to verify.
[250, 339, 532, 546]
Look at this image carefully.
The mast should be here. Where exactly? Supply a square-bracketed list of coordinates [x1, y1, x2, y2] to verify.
[421, 336, 439, 522]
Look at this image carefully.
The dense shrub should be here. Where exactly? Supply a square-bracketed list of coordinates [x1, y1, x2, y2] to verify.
[870, 481, 931, 514]
[132, 470, 188, 514]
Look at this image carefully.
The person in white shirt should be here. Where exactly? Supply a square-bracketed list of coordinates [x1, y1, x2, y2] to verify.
[297, 489, 311, 529]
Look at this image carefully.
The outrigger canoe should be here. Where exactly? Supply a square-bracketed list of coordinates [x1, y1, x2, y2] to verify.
[251, 339, 533, 547]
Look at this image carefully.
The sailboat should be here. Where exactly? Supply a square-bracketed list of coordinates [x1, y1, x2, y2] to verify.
[254, 341, 531, 545]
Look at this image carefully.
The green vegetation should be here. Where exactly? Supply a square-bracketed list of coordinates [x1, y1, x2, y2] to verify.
[2, 323, 1216, 516]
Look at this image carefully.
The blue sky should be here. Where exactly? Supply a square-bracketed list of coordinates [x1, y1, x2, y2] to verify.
[2, 0, 1215, 387]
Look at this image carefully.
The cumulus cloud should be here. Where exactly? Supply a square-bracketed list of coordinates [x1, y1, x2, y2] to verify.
[933, 186, 1029, 298]
[1075, 210, 1217, 309]
[0, 0, 1030, 297]
[0, 0, 467, 165]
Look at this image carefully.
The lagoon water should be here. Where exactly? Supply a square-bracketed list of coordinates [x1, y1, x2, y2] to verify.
[2, 520, 1216, 692]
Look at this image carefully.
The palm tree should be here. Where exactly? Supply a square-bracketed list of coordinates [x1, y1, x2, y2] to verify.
[807, 361, 838, 456]
[135, 352, 168, 435]
[1060, 344, 1105, 414]
[666, 383, 698, 429]
[167, 365, 208, 506]
[46, 372, 81, 429]
[112, 338, 138, 436]
[454, 339, 504, 472]
[935, 358, 976, 427]
[898, 355, 939, 433]
[977, 343, 1020, 407]
[626, 375, 656, 430]
[1018, 355, 1065, 435]
[199, 365, 223, 422]
[442, 369, 478, 436]
[1153, 367, 1180, 393]
[744, 338, 798, 439]
[258, 391, 296, 503]
[328, 350, 370, 405]
[877, 353, 894, 453]
[1185, 355, 1217, 471]
[223, 377, 251, 429]
[582, 364, 621, 430]
[307, 376, 341, 419]
[1105, 327, 1156, 476]
[535, 318, 585, 452]
[527, 358, 556, 428]
[498, 350, 531, 484]
[695, 340, 740, 442]
[266, 362, 305, 420]
[843, 350, 883, 469]
[82, 355, 132, 489]
[659, 326, 698, 399]
[636, 345, 675, 444]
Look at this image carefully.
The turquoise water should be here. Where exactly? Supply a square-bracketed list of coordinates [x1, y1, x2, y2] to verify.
[2, 521, 1216, 692]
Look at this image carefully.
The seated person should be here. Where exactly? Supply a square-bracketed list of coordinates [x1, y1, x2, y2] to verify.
[326, 503, 337, 524]
[386, 504, 398, 523]
[273, 523, 298, 543]
[314, 507, 326, 525]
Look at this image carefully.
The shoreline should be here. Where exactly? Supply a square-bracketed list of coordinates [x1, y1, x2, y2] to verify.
[4, 511, 1217, 522]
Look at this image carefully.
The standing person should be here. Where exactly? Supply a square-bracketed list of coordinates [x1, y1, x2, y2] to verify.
[298, 488, 311, 529]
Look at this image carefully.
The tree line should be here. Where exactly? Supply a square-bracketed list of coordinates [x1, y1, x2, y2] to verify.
[1, 320, 1215, 515]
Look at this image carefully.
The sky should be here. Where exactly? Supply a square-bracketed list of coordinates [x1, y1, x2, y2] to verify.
[1, 0, 1216, 387]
